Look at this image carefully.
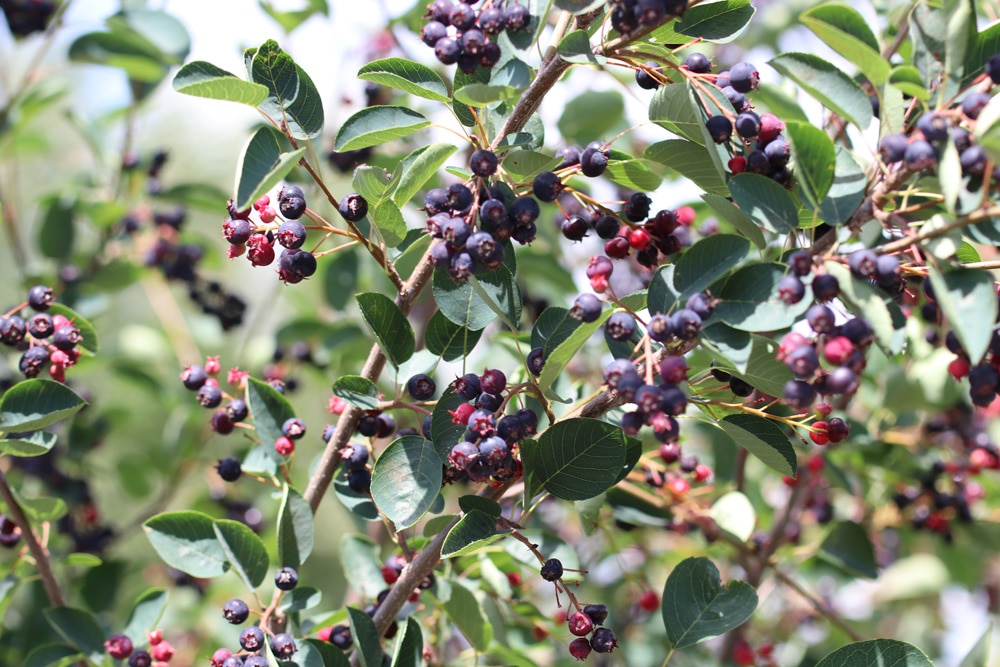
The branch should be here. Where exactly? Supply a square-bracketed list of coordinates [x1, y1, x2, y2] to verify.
[877, 204, 1000, 255]
[771, 568, 863, 642]
[0, 468, 64, 606]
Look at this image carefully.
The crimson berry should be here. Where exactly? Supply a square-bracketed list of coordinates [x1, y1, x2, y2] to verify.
[569, 637, 592, 661]
[105, 634, 134, 660]
[480, 368, 506, 394]
[826, 417, 850, 443]
[567, 611, 594, 636]
[629, 227, 652, 249]
[733, 638, 756, 666]
[605, 236, 630, 259]
[729, 155, 747, 174]
[275, 436, 295, 456]
[638, 589, 659, 611]
[669, 477, 690, 496]
[810, 421, 830, 445]
[246, 233, 276, 266]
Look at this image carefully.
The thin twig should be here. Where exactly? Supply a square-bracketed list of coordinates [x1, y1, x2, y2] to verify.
[0, 468, 64, 606]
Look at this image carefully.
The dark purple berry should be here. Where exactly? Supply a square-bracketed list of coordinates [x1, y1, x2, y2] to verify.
[407, 373, 436, 400]
[223, 598, 250, 624]
[216, 457, 242, 482]
[532, 171, 563, 202]
[27, 285, 54, 311]
[583, 603, 609, 625]
[19, 346, 50, 377]
[777, 274, 805, 305]
[339, 193, 368, 222]
[706, 115, 733, 143]
[812, 273, 840, 301]
[348, 468, 372, 492]
[917, 112, 949, 143]
[197, 384, 223, 408]
[277, 220, 307, 249]
[570, 293, 602, 322]
[27, 313, 53, 338]
[282, 417, 306, 440]
[504, 2, 530, 30]
[278, 184, 307, 219]
[128, 650, 152, 667]
[270, 633, 297, 659]
[734, 111, 761, 138]
[635, 61, 661, 90]
[275, 566, 298, 591]
[605, 312, 636, 341]
[561, 215, 589, 241]
[848, 248, 877, 279]
[879, 134, 908, 163]
[540, 558, 563, 581]
[904, 139, 937, 170]
[480, 368, 506, 394]
[434, 37, 461, 64]
[684, 52, 711, 73]
[590, 627, 618, 653]
[729, 61, 759, 93]
[527, 346, 545, 375]
[470, 149, 498, 177]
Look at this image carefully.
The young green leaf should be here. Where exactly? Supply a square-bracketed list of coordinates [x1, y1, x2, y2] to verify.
[0, 431, 57, 458]
[711, 492, 756, 543]
[392, 143, 458, 207]
[443, 581, 493, 651]
[661, 557, 758, 649]
[800, 3, 889, 85]
[441, 510, 508, 558]
[645, 140, 729, 195]
[672, 234, 750, 299]
[172, 61, 269, 105]
[122, 588, 168, 644]
[358, 57, 450, 102]
[246, 376, 297, 450]
[0, 379, 86, 432]
[348, 607, 384, 667]
[233, 125, 307, 210]
[247, 39, 325, 139]
[785, 120, 836, 209]
[928, 265, 999, 363]
[334, 106, 430, 152]
[526, 418, 627, 501]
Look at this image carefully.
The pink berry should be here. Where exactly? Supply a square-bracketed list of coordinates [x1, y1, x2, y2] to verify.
[275, 436, 295, 456]
[568, 637, 592, 661]
[567, 611, 594, 636]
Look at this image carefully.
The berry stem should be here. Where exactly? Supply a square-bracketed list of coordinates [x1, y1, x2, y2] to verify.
[877, 203, 1000, 255]
[0, 468, 65, 606]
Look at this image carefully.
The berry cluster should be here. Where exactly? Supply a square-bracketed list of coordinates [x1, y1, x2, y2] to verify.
[104, 628, 174, 667]
[179, 357, 252, 438]
[892, 458, 981, 543]
[420, 0, 531, 73]
[216, 594, 297, 665]
[0, 285, 83, 382]
[442, 369, 534, 484]
[141, 206, 247, 330]
[879, 56, 1000, 180]
[609, 0, 688, 35]
[0, 0, 58, 37]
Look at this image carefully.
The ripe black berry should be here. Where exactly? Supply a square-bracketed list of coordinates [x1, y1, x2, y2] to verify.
[605, 312, 636, 341]
[339, 193, 368, 222]
[278, 184, 307, 219]
[348, 468, 372, 493]
[579, 146, 608, 177]
[128, 650, 152, 667]
[470, 149, 499, 177]
[904, 139, 937, 170]
[728, 61, 759, 93]
[52, 325, 81, 351]
[987, 53, 1000, 84]
[407, 373, 437, 400]
[277, 220, 307, 249]
[239, 625, 265, 651]
[225, 399, 249, 422]
[527, 346, 545, 375]
[27, 313, 53, 338]
[635, 61, 661, 90]
[510, 196, 540, 225]
[561, 215, 589, 241]
[879, 134, 907, 163]
[570, 293, 602, 322]
[532, 171, 563, 202]
[624, 192, 651, 222]
[684, 52, 711, 73]
[504, 1, 530, 30]
[480, 368, 506, 394]
[216, 457, 242, 482]
[275, 566, 298, 591]
[434, 37, 461, 65]
[583, 603, 609, 625]
[197, 384, 223, 408]
[223, 598, 250, 624]
[19, 346, 50, 378]
[540, 558, 563, 581]
[735, 111, 761, 138]
[590, 627, 618, 653]
[0, 315, 26, 346]
[329, 624, 353, 650]
[27, 285, 54, 311]
[706, 115, 733, 143]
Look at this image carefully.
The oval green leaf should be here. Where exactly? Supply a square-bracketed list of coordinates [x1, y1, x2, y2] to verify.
[143, 511, 229, 578]
[673, 234, 750, 298]
[356, 292, 415, 368]
[718, 413, 796, 477]
[0, 379, 86, 432]
[710, 491, 756, 543]
[0, 431, 57, 457]
[800, 3, 889, 85]
[645, 139, 728, 195]
[334, 106, 429, 152]
[727, 173, 799, 234]
[214, 519, 270, 590]
[234, 125, 307, 210]
[332, 375, 380, 410]
[661, 557, 758, 649]
[425, 311, 483, 362]
[815, 640, 933, 667]
[172, 60, 269, 105]
[246, 376, 296, 450]
[247, 39, 324, 139]
[370, 436, 442, 529]
[785, 120, 836, 209]
[43, 607, 106, 664]
[122, 588, 168, 644]
[818, 520, 878, 578]
[714, 263, 812, 332]
[527, 418, 627, 501]
[278, 485, 314, 570]
[768, 52, 873, 129]
[348, 606, 384, 667]
[676, 0, 755, 43]
[358, 57, 449, 102]
[441, 509, 509, 558]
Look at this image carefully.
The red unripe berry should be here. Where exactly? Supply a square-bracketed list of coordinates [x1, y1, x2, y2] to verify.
[148, 629, 164, 646]
[733, 638, 756, 666]
[638, 589, 659, 611]
[151, 640, 174, 662]
[675, 206, 696, 226]
[317, 626, 333, 642]
[668, 477, 690, 496]
[449, 402, 476, 424]
[567, 611, 594, 636]
[569, 637, 592, 661]
[782, 474, 798, 487]
[382, 565, 400, 584]
[105, 635, 134, 660]
[693, 463, 713, 482]
[970, 448, 999, 470]
[211, 648, 234, 667]
[254, 194, 271, 211]
[728, 156, 747, 174]
[553, 609, 567, 625]
[806, 454, 825, 474]
[532, 625, 549, 641]
[823, 336, 854, 366]
[275, 436, 295, 456]
[628, 227, 652, 250]
[328, 396, 347, 414]
[507, 571, 522, 587]
[814, 401, 833, 418]
[948, 356, 971, 379]
[659, 442, 681, 464]
[204, 356, 221, 375]
[809, 421, 829, 446]
[586, 255, 614, 279]
[758, 113, 785, 143]
[590, 275, 609, 293]
[605, 236, 630, 259]
[259, 206, 277, 223]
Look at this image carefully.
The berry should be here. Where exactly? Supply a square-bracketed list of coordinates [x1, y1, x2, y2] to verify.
[806, 303, 836, 334]
[962, 91, 991, 119]
[684, 52, 711, 73]
[226, 399, 249, 422]
[277, 220, 307, 249]
[917, 112, 949, 143]
[735, 111, 761, 138]
[52, 324, 81, 351]
[527, 346, 545, 375]
[567, 611, 594, 636]
[810, 421, 830, 445]
[282, 417, 307, 440]
[590, 627, 618, 653]
[0, 315, 26, 346]
[407, 373, 436, 400]
[532, 171, 563, 202]
[879, 134, 908, 163]
[339, 193, 368, 222]
[19, 346, 50, 378]
[275, 436, 295, 456]
[197, 384, 223, 408]
[244, 658, 268, 667]
[561, 215, 589, 241]
[583, 603, 609, 625]
[706, 115, 733, 143]
[212, 409, 235, 435]
[348, 469, 371, 492]
[151, 640, 174, 662]
[638, 589, 659, 611]
[480, 368, 506, 394]
[812, 273, 840, 301]
[904, 139, 937, 170]
[580, 146, 609, 177]
[275, 566, 298, 590]
[223, 598, 250, 624]
[729, 61, 759, 92]
[733, 639, 756, 666]
[470, 149, 499, 177]
[764, 136, 790, 167]
[777, 274, 805, 305]
[827, 417, 850, 443]
[783, 379, 816, 410]
[570, 293, 602, 322]
[270, 633, 297, 660]
[848, 248, 878, 279]
[569, 637, 592, 661]
[105, 634, 134, 660]
[246, 233, 276, 266]
[540, 558, 563, 581]
[669, 308, 702, 340]
[758, 113, 784, 143]
[27, 285, 54, 311]
[216, 457, 242, 482]
[504, 1, 530, 30]
[212, 648, 234, 667]
[605, 312, 636, 341]
[128, 650, 152, 667]
[635, 61, 661, 89]
[987, 53, 1000, 83]
[278, 184, 307, 219]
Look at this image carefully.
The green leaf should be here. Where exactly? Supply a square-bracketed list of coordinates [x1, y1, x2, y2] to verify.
[702, 323, 753, 373]
[819, 521, 878, 578]
[889, 65, 931, 101]
[768, 52, 873, 129]
[391, 617, 424, 667]
[43, 607, 106, 664]
[430, 388, 467, 458]
[356, 292, 416, 367]
[371, 436, 442, 529]
[358, 57, 449, 102]
[332, 375, 380, 410]
[334, 106, 429, 152]
[442, 510, 508, 558]
[661, 557, 758, 649]
[556, 29, 606, 65]
[234, 125, 307, 210]
[352, 165, 397, 206]
[928, 265, 999, 363]
[392, 143, 458, 207]
[68, 29, 167, 83]
[727, 173, 799, 234]
[553, 0, 604, 13]
[944, 0, 976, 90]
[714, 263, 812, 332]
[649, 83, 705, 145]
[25, 644, 79, 667]
[736, 336, 794, 398]
[15, 494, 66, 523]
[453, 83, 519, 107]
[818, 147, 867, 225]
[0, 430, 57, 457]
[37, 196, 75, 261]
[963, 21, 1000, 89]
[458, 495, 502, 517]
[501, 150, 563, 183]
[675, 0, 755, 43]
[557, 90, 623, 146]
[172, 61, 269, 105]
[348, 607, 384, 667]
[46, 303, 99, 354]
[825, 262, 906, 355]
[702, 194, 766, 249]
[815, 640, 933, 667]
[247, 376, 296, 450]
[143, 511, 229, 578]
[258, 0, 329, 34]
[278, 486, 314, 571]
[537, 309, 612, 396]
[648, 264, 681, 315]
[371, 201, 406, 249]
[673, 234, 750, 298]
[527, 418, 627, 501]
[443, 580, 492, 651]
[532, 306, 581, 351]
[711, 492, 756, 543]
[340, 535, 385, 598]
[800, 3, 889, 85]
[305, 639, 351, 667]
[603, 159, 663, 192]
[214, 519, 269, 590]
[122, 588, 168, 644]
[0, 379, 86, 432]
[425, 311, 483, 362]
[279, 586, 322, 613]
[785, 120, 836, 209]
[433, 263, 520, 331]
[644, 140, 729, 195]
[718, 413, 796, 477]
[247, 39, 324, 139]
[110, 9, 190, 62]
